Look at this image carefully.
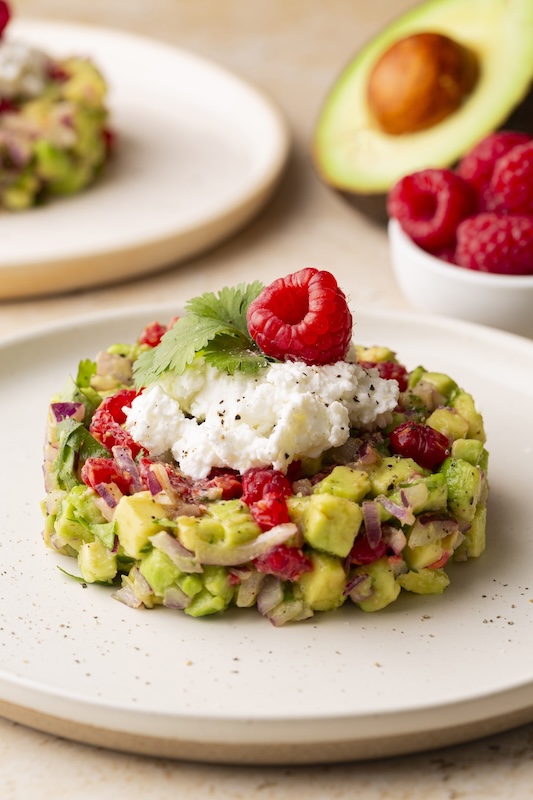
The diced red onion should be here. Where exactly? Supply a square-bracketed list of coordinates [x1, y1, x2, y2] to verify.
[51, 401, 85, 422]
[377, 494, 415, 526]
[408, 515, 459, 548]
[228, 565, 252, 581]
[400, 482, 429, 511]
[112, 584, 143, 608]
[362, 500, 382, 548]
[162, 585, 191, 609]
[291, 478, 313, 496]
[95, 482, 120, 509]
[267, 599, 312, 627]
[257, 575, 284, 615]
[147, 469, 163, 496]
[346, 573, 374, 603]
[190, 523, 298, 566]
[382, 524, 407, 555]
[45, 489, 67, 515]
[356, 441, 381, 466]
[412, 380, 445, 411]
[235, 570, 266, 608]
[112, 445, 143, 492]
[149, 531, 203, 573]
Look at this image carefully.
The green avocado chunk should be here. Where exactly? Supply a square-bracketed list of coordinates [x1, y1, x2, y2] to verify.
[300, 493, 363, 558]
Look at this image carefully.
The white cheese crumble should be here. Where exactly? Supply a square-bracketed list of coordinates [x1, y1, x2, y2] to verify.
[0, 40, 49, 99]
[125, 359, 399, 480]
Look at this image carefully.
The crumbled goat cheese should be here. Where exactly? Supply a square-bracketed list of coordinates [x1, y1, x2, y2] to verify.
[0, 40, 49, 99]
[125, 359, 399, 480]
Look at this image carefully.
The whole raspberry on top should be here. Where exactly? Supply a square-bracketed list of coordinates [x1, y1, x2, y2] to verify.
[246, 268, 353, 365]
[455, 213, 533, 275]
[485, 141, 533, 215]
[387, 169, 476, 251]
[457, 130, 532, 202]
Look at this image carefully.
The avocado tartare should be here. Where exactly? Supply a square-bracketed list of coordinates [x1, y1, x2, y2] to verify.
[0, 2, 112, 210]
[41, 270, 488, 625]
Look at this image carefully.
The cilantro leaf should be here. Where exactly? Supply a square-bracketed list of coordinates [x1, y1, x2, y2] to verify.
[55, 418, 109, 490]
[203, 334, 272, 375]
[133, 281, 266, 387]
[186, 281, 263, 337]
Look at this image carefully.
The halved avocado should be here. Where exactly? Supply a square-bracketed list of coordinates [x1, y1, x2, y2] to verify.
[312, 0, 533, 197]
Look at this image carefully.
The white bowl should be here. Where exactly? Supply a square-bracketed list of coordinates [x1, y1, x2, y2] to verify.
[388, 218, 533, 339]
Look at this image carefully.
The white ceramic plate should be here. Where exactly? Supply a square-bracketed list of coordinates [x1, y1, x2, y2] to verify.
[0, 21, 289, 299]
[2, 306, 533, 765]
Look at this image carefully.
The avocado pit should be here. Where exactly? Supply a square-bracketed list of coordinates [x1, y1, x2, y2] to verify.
[366, 32, 479, 135]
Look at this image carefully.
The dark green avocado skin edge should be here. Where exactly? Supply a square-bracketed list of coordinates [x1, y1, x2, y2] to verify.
[333, 86, 533, 227]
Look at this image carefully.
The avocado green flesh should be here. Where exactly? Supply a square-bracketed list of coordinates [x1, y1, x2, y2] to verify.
[313, 0, 533, 194]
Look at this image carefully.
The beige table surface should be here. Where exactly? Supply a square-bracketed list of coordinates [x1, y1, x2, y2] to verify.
[2, 1, 533, 797]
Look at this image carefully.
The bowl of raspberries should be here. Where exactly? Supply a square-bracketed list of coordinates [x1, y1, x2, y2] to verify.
[387, 130, 533, 338]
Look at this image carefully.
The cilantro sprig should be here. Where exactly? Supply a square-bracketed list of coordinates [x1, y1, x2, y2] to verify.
[133, 281, 273, 388]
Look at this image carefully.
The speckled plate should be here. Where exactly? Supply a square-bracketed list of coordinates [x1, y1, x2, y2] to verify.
[0, 21, 289, 299]
[1, 305, 533, 764]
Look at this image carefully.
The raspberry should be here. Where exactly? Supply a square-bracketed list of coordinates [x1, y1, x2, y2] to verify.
[455, 213, 533, 275]
[246, 268, 352, 365]
[485, 141, 533, 215]
[253, 544, 312, 581]
[349, 536, 387, 565]
[89, 389, 142, 457]
[456, 131, 532, 199]
[389, 421, 449, 469]
[241, 467, 292, 505]
[138, 321, 168, 348]
[358, 360, 408, 392]
[387, 169, 476, 251]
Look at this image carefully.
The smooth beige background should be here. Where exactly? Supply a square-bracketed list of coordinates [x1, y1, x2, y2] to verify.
[3, 1, 533, 797]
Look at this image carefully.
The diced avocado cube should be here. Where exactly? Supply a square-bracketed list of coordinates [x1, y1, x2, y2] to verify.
[314, 465, 371, 502]
[177, 573, 204, 598]
[439, 457, 483, 523]
[34, 139, 73, 183]
[397, 568, 450, 594]
[298, 551, 347, 611]
[54, 484, 108, 551]
[451, 391, 485, 441]
[356, 345, 397, 363]
[454, 504, 487, 561]
[207, 500, 261, 546]
[301, 493, 363, 557]
[175, 501, 261, 558]
[202, 566, 234, 604]
[176, 515, 224, 552]
[451, 438, 485, 466]
[77, 539, 117, 583]
[114, 491, 169, 559]
[353, 557, 401, 612]
[418, 371, 458, 401]
[287, 495, 311, 528]
[426, 408, 469, 442]
[407, 365, 426, 389]
[403, 532, 457, 570]
[139, 548, 181, 596]
[368, 456, 429, 496]
[184, 588, 228, 617]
